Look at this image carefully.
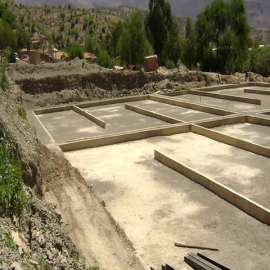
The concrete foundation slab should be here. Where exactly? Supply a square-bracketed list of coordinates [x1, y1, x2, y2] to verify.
[38, 104, 169, 143]
[128, 99, 217, 122]
[215, 87, 270, 108]
[212, 123, 270, 147]
[174, 94, 260, 112]
[84, 103, 167, 135]
[38, 110, 105, 143]
[65, 135, 270, 270]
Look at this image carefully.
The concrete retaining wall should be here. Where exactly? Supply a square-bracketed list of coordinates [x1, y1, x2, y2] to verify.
[59, 124, 191, 152]
[154, 150, 270, 225]
[125, 104, 182, 124]
[73, 105, 105, 129]
[190, 90, 261, 105]
[191, 124, 270, 158]
[150, 95, 235, 116]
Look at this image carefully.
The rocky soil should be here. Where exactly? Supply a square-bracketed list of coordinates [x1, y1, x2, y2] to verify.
[1, 60, 268, 270]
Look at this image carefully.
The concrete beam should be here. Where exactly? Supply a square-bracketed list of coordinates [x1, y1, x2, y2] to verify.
[194, 82, 270, 92]
[191, 124, 270, 158]
[73, 105, 106, 129]
[33, 95, 149, 115]
[195, 115, 247, 128]
[59, 124, 191, 152]
[125, 103, 182, 124]
[77, 95, 149, 108]
[149, 95, 235, 116]
[34, 105, 73, 115]
[154, 150, 270, 225]
[247, 115, 270, 126]
[158, 90, 190, 96]
[190, 90, 261, 105]
[244, 89, 270, 95]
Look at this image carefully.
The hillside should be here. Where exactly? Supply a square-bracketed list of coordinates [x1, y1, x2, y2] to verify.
[13, 0, 270, 29]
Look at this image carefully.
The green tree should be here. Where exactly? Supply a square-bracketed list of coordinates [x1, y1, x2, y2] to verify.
[183, 17, 197, 69]
[117, 11, 153, 67]
[162, 19, 183, 66]
[0, 0, 5, 18]
[252, 47, 270, 77]
[0, 20, 17, 50]
[195, 0, 251, 73]
[16, 27, 31, 49]
[106, 20, 123, 58]
[2, 9, 17, 29]
[145, 0, 173, 61]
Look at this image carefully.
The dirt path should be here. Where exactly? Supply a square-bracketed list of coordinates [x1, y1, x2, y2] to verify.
[40, 145, 145, 270]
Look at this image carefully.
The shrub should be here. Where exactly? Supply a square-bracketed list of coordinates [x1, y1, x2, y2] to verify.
[17, 108, 26, 120]
[0, 127, 28, 218]
[165, 60, 175, 69]
[67, 43, 84, 60]
[0, 63, 9, 92]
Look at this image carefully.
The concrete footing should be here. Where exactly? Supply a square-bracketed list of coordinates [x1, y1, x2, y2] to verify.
[191, 124, 270, 158]
[73, 105, 106, 128]
[154, 150, 270, 225]
[125, 103, 182, 124]
[59, 124, 190, 152]
[190, 90, 261, 105]
[244, 89, 270, 95]
[149, 95, 235, 116]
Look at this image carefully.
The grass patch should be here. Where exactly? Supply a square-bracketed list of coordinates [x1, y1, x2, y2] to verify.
[5, 234, 15, 250]
[17, 108, 27, 120]
[0, 126, 28, 218]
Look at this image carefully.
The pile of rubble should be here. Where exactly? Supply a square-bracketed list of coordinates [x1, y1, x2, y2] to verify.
[0, 192, 90, 270]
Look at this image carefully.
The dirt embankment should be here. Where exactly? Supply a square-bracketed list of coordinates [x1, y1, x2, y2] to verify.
[1, 61, 153, 270]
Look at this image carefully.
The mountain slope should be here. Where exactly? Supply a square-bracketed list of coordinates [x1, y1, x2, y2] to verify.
[13, 0, 270, 28]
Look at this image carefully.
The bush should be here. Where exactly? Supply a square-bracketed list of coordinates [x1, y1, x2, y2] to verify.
[252, 47, 270, 77]
[0, 127, 28, 217]
[67, 43, 84, 60]
[165, 60, 175, 69]
[0, 63, 9, 92]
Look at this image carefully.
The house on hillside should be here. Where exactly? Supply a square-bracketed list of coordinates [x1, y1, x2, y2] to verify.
[84, 52, 97, 63]
[144, 55, 158, 72]
[20, 50, 40, 65]
[53, 51, 68, 62]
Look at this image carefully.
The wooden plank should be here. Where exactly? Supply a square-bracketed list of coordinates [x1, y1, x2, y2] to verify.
[175, 242, 219, 251]
[197, 254, 231, 270]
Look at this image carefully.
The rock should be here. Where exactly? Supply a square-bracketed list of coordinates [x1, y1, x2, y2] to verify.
[28, 260, 38, 265]
[37, 235, 46, 248]
[54, 239, 63, 252]
[11, 231, 28, 254]
[31, 230, 38, 240]
[46, 250, 53, 260]
[18, 247, 23, 256]
[10, 262, 22, 270]
[0, 262, 8, 270]
[55, 209, 62, 221]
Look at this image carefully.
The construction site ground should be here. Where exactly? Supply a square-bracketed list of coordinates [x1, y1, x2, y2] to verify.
[29, 83, 270, 270]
